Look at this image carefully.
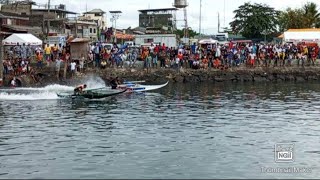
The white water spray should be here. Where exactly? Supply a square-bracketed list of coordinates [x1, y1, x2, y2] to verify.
[0, 75, 107, 101]
[0, 91, 59, 101]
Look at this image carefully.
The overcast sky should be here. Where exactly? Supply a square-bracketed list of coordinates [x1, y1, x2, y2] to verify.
[34, 0, 320, 34]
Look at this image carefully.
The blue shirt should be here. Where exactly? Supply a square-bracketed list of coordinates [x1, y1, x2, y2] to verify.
[191, 45, 196, 54]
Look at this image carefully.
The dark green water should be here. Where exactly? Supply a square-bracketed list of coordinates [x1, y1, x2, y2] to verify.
[0, 82, 320, 179]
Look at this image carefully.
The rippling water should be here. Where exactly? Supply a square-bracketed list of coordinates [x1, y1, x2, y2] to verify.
[1, 82, 320, 179]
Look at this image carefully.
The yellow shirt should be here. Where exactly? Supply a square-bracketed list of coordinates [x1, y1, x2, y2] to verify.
[304, 47, 308, 54]
[45, 46, 51, 54]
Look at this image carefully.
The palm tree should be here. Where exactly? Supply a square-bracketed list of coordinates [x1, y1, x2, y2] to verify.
[303, 2, 320, 28]
[278, 8, 307, 31]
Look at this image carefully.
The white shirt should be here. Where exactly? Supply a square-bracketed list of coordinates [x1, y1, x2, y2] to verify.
[11, 79, 16, 86]
[215, 48, 221, 57]
[80, 57, 85, 65]
[150, 46, 155, 53]
[178, 48, 184, 54]
[70, 62, 76, 70]
[56, 59, 62, 68]
[249, 53, 255, 59]
[175, 57, 180, 64]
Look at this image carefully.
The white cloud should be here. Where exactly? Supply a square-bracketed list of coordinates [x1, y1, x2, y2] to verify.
[35, 0, 320, 34]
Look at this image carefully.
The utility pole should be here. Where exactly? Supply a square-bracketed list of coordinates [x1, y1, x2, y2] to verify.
[223, 0, 226, 28]
[75, 18, 78, 37]
[109, 11, 122, 44]
[47, 0, 51, 38]
[218, 12, 220, 33]
[85, 0, 88, 13]
[262, 26, 267, 43]
[199, 0, 202, 39]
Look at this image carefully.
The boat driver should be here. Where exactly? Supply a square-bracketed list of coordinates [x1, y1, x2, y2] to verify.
[74, 84, 87, 95]
[110, 77, 121, 89]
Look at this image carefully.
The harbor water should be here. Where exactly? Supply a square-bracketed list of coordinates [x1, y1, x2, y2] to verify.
[0, 80, 320, 179]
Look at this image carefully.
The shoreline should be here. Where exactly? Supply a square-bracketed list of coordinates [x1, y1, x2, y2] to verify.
[3, 65, 320, 87]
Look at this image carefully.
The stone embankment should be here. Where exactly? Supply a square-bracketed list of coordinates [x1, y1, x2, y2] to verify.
[3, 66, 320, 87]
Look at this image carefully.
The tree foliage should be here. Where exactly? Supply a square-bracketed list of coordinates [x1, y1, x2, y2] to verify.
[174, 28, 199, 38]
[303, 2, 320, 28]
[278, 8, 306, 32]
[230, 2, 280, 39]
[278, 2, 320, 31]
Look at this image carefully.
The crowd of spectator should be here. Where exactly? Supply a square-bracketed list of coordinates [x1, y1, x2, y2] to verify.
[87, 41, 320, 71]
[3, 41, 320, 80]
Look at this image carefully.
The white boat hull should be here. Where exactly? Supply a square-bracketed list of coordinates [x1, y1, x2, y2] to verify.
[118, 81, 168, 92]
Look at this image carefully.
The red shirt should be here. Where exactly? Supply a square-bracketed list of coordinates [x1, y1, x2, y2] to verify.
[154, 46, 159, 53]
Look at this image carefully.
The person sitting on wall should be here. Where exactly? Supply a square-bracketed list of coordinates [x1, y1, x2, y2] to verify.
[11, 77, 16, 88]
[101, 60, 107, 69]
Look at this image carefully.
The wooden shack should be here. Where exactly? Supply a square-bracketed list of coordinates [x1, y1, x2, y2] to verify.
[69, 38, 90, 60]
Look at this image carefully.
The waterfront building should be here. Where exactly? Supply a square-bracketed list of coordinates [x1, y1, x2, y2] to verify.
[31, 4, 77, 36]
[79, 9, 106, 40]
[66, 19, 98, 41]
[138, 8, 177, 33]
[0, 1, 41, 35]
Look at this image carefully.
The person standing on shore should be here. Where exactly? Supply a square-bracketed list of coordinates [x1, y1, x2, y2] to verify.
[36, 51, 43, 69]
[159, 50, 166, 68]
[70, 60, 76, 78]
[55, 57, 63, 80]
[145, 50, 152, 73]
[79, 54, 85, 73]
[44, 44, 51, 67]
[94, 43, 100, 68]
[21, 43, 27, 60]
[249, 52, 255, 68]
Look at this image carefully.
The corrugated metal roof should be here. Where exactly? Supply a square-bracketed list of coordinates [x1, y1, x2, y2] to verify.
[2, 25, 41, 32]
[287, 28, 320, 32]
[0, 12, 29, 20]
[70, 38, 90, 43]
[84, 9, 106, 14]
[138, 8, 177, 13]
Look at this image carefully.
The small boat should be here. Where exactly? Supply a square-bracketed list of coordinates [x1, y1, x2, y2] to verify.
[118, 81, 169, 92]
[123, 80, 146, 84]
[57, 88, 127, 99]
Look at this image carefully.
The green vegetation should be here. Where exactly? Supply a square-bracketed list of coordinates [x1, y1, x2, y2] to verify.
[230, 2, 320, 39]
[229, 2, 280, 39]
[174, 28, 199, 38]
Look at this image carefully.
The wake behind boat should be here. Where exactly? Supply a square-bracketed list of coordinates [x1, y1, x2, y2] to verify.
[118, 81, 169, 92]
[57, 88, 127, 99]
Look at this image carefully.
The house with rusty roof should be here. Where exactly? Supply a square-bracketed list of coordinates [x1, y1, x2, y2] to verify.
[30, 3, 77, 37]
[1, 0, 77, 39]
[0, 1, 41, 36]
[0, 11, 41, 35]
